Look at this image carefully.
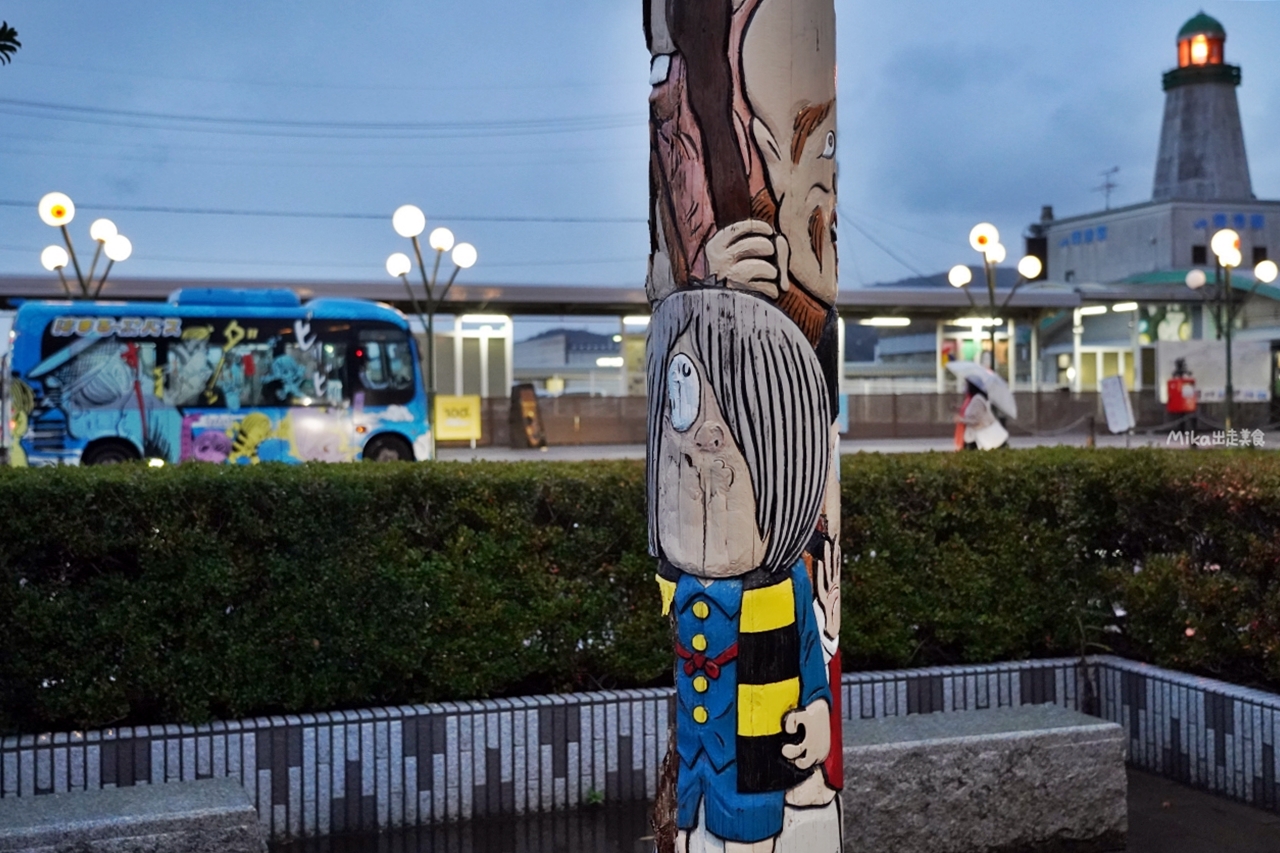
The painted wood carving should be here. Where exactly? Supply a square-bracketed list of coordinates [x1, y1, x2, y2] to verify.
[645, 1, 842, 851]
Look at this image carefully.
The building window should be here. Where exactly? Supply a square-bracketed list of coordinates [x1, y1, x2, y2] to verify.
[1192, 245, 1207, 266]
[1255, 246, 1269, 265]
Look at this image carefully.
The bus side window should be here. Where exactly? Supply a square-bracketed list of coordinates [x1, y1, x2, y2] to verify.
[357, 329, 414, 406]
[167, 320, 276, 410]
[317, 341, 348, 406]
[268, 328, 348, 408]
[166, 328, 216, 407]
[43, 338, 158, 410]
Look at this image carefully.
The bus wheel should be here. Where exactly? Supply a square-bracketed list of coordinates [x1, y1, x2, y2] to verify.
[82, 440, 141, 466]
[363, 435, 414, 462]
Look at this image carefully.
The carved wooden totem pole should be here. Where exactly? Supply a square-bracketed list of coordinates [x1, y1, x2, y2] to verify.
[645, 1, 842, 852]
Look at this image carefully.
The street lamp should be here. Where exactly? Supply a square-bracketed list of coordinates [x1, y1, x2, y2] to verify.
[385, 204, 478, 460]
[36, 192, 132, 298]
[1186, 228, 1279, 430]
[948, 223, 1043, 377]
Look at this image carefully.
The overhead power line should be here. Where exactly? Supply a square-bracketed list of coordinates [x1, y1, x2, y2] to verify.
[838, 208, 936, 281]
[0, 199, 645, 225]
[0, 97, 646, 139]
[15, 59, 640, 95]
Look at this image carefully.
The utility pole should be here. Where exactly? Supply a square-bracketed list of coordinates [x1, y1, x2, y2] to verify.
[1095, 167, 1120, 211]
[645, 1, 844, 851]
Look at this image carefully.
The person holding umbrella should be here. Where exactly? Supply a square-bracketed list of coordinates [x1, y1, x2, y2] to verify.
[948, 362, 1014, 451]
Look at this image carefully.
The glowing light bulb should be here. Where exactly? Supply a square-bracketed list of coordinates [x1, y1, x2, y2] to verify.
[1211, 229, 1240, 259]
[41, 245, 69, 271]
[969, 223, 999, 254]
[1017, 255, 1043, 280]
[104, 234, 132, 262]
[38, 192, 75, 227]
[392, 204, 426, 238]
[948, 265, 972, 287]
[428, 227, 455, 252]
[1190, 34, 1209, 65]
[451, 242, 477, 269]
[985, 243, 1007, 265]
[385, 252, 411, 277]
[1255, 259, 1279, 284]
[89, 218, 117, 242]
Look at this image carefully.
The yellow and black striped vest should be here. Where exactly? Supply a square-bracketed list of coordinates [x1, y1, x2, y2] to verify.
[658, 561, 810, 793]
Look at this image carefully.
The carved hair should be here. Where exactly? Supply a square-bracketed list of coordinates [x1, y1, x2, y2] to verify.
[791, 100, 834, 165]
[646, 288, 831, 573]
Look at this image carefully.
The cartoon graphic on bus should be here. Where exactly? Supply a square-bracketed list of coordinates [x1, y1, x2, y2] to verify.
[7, 289, 430, 466]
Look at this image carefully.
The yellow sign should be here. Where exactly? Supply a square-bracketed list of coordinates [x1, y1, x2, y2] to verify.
[434, 395, 482, 441]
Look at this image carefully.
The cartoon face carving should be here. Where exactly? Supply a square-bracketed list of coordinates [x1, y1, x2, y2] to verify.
[657, 334, 768, 578]
[742, 0, 838, 306]
[647, 289, 832, 578]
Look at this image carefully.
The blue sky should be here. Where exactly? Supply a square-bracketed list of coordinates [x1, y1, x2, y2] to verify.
[2, 0, 1279, 294]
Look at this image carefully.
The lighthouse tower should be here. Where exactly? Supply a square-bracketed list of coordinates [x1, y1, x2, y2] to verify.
[1153, 12, 1254, 201]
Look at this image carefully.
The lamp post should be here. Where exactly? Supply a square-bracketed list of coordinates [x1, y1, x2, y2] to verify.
[37, 192, 133, 298]
[1186, 228, 1278, 431]
[385, 204, 478, 460]
[947, 222, 1043, 380]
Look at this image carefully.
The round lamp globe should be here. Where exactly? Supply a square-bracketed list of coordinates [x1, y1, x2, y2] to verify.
[1210, 228, 1240, 259]
[89, 218, 118, 243]
[104, 234, 133, 262]
[392, 204, 426, 238]
[428, 227, 455, 252]
[1255, 259, 1279, 284]
[948, 265, 973, 287]
[385, 252, 412, 278]
[40, 245, 69, 271]
[451, 242, 477, 269]
[38, 192, 76, 227]
[969, 223, 999, 254]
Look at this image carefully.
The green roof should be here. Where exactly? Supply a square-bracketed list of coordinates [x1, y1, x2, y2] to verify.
[1118, 268, 1280, 302]
[1178, 11, 1225, 39]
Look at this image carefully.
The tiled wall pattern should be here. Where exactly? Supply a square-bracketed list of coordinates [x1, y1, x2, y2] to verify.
[1, 689, 672, 841]
[1093, 655, 1280, 810]
[3, 656, 1279, 840]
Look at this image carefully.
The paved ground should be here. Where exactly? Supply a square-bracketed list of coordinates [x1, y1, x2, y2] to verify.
[270, 769, 1280, 852]
[437, 431, 1279, 462]
[1128, 769, 1280, 852]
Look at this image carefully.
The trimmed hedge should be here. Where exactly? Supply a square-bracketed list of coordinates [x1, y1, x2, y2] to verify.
[1, 448, 1278, 735]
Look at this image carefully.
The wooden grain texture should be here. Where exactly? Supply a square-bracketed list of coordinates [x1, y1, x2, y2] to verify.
[645, 3, 842, 848]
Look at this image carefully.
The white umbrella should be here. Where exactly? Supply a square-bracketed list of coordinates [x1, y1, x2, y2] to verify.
[946, 361, 1018, 419]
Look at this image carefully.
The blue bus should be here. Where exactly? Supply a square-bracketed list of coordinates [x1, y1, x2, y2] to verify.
[6, 289, 430, 466]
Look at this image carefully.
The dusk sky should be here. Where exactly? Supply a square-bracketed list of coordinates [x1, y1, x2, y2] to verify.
[3, 1, 1280, 298]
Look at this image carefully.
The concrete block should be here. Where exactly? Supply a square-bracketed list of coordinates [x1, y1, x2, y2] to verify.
[842, 705, 1126, 853]
[0, 777, 266, 853]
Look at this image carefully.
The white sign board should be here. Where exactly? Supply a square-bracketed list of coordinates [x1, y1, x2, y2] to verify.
[1100, 375, 1136, 433]
[1156, 339, 1272, 403]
